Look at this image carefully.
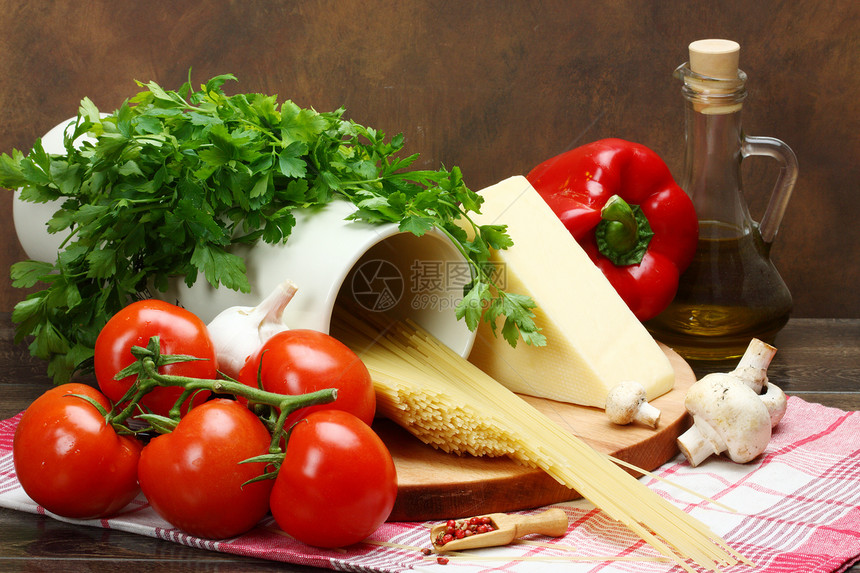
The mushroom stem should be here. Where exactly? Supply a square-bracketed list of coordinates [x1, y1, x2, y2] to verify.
[731, 338, 777, 393]
[635, 401, 662, 428]
[677, 423, 723, 467]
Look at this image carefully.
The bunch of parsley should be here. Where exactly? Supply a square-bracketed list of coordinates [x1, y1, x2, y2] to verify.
[0, 73, 544, 384]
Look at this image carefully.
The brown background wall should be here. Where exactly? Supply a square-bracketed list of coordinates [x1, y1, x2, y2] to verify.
[1, 0, 857, 317]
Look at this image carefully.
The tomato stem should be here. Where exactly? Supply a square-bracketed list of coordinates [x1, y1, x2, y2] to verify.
[107, 337, 338, 436]
[107, 379, 159, 426]
[268, 406, 293, 455]
[139, 355, 337, 417]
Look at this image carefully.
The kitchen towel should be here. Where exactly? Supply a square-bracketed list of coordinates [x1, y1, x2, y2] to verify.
[1, 396, 859, 573]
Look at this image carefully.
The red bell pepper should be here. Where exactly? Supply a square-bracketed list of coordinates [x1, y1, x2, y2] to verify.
[526, 138, 698, 322]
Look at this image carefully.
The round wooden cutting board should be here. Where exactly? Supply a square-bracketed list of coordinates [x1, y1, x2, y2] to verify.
[374, 344, 695, 521]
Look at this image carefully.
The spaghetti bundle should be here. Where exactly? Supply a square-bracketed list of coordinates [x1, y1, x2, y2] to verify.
[331, 310, 751, 571]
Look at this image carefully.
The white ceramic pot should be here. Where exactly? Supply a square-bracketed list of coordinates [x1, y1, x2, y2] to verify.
[13, 118, 477, 357]
[166, 199, 476, 357]
[12, 118, 79, 262]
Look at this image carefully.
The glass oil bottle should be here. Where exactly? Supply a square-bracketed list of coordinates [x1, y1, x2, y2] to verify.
[645, 39, 799, 362]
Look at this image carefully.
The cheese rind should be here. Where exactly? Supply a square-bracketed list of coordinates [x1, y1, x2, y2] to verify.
[465, 176, 674, 408]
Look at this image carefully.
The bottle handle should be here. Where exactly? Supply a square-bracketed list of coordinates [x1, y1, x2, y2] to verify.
[741, 135, 799, 244]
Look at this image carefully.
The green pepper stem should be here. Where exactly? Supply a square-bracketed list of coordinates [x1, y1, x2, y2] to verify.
[595, 195, 654, 266]
[600, 195, 639, 253]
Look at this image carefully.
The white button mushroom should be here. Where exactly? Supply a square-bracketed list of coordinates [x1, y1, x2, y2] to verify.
[760, 382, 788, 427]
[605, 381, 661, 428]
[677, 338, 787, 466]
[732, 338, 788, 428]
[677, 374, 772, 466]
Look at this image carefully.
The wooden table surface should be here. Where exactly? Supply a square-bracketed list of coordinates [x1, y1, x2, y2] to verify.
[1, 314, 858, 572]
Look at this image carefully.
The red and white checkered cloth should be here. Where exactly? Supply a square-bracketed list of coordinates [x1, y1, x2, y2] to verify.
[1, 396, 859, 572]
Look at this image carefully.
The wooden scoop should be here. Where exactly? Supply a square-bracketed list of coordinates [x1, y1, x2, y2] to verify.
[430, 508, 569, 552]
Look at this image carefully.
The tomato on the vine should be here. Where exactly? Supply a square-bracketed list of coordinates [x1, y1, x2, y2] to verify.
[269, 409, 397, 548]
[137, 398, 274, 539]
[13, 383, 142, 519]
[95, 299, 217, 417]
[238, 329, 375, 426]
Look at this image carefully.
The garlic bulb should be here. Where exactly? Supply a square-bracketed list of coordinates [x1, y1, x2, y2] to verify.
[207, 280, 298, 379]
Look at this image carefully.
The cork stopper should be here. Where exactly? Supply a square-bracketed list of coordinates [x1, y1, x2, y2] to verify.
[689, 39, 740, 80]
[683, 39, 744, 114]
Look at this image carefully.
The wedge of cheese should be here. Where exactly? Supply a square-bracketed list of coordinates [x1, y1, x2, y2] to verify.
[465, 176, 674, 408]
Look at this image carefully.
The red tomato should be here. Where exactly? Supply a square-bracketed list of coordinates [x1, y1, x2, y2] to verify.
[95, 299, 216, 417]
[137, 399, 274, 539]
[13, 383, 142, 519]
[238, 329, 375, 426]
[269, 410, 397, 548]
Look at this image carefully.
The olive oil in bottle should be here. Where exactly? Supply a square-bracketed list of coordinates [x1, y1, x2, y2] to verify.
[645, 40, 798, 362]
[646, 221, 792, 360]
